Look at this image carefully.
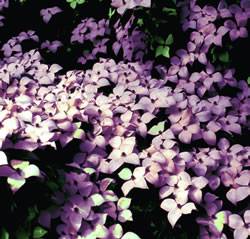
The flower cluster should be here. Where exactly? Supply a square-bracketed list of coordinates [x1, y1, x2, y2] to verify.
[111, 0, 151, 15]
[0, 0, 249, 238]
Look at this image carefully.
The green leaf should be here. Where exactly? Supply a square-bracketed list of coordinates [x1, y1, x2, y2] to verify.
[112, 224, 123, 238]
[155, 46, 170, 58]
[219, 51, 229, 63]
[0, 228, 9, 239]
[213, 211, 227, 232]
[108, 8, 116, 19]
[83, 167, 95, 175]
[117, 197, 132, 210]
[118, 209, 133, 222]
[12, 161, 29, 170]
[137, 18, 144, 27]
[7, 177, 25, 192]
[148, 121, 165, 135]
[165, 34, 174, 45]
[162, 7, 177, 16]
[212, 53, 217, 63]
[118, 168, 132, 180]
[91, 194, 104, 206]
[70, 1, 77, 8]
[93, 225, 107, 238]
[33, 226, 47, 239]
[247, 76, 250, 85]
[73, 129, 85, 139]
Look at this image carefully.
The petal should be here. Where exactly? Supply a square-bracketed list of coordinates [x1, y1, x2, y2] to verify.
[134, 177, 148, 190]
[244, 210, 250, 224]
[188, 124, 200, 134]
[133, 167, 146, 178]
[189, 188, 202, 204]
[226, 189, 237, 205]
[0, 165, 16, 177]
[218, 138, 230, 151]
[160, 198, 177, 212]
[167, 208, 182, 228]
[181, 202, 196, 214]
[208, 176, 220, 190]
[159, 186, 174, 199]
[109, 149, 122, 161]
[124, 153, 140, 165]
[239, 27, 248, 38]
[42, 14, 52, 23]
[121, 180, 136, 196]
[192, 176, 208, 189]
[178, 172, 192, 189]
[69, 213, 82, 231]
[235, 187, 250, 202]
[108, 159, 124, 173]
[121, 232, 141, 239]
[229, 214, 244, 229]
[226, 123, 241, 134]
[179, 130, 192, 144]
[141, 112, 155, 123]
[235, 172, 250, 186]
[38, 211, 51, 228]
[0, 151, 8, 165]
[234, 228, 249, 239]
[23, 164, 40, 178]
[203, 130, 216, 145]
[174, 189, 189, 205]
[109, 136, 122, 149]
[121, 111, 133, 123]
[7, 176, 26, 193]
[132, 97, 154, 113]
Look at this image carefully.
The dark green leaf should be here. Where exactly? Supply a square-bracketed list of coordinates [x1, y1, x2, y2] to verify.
[165, 34, 174, 45]
[27, 206, 39, 222]
[137, 18, 144, 27]
[219, 51, 229, 63]
[162, 7, 177, 16]
[0, 228, 9, 239]
[16, 228, 30, 239]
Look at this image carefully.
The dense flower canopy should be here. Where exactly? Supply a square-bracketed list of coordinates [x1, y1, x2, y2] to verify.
[0, 0, 249, 239]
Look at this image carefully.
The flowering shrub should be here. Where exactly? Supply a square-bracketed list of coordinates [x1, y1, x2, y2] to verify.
[0, 0, 249, 238]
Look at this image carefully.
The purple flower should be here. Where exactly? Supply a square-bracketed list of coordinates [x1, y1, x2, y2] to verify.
[121, 167, 148, 196]
[161, 197, 196, 228]
[228, 211, 250, 239]
[218, 115, 241, 135]
[111, 0, 151, 15]
[41, 40, 63, 53]
[171, 109, 200, 144]
[0, 0, 8, 11]
[226, 170, 250, 205]
[224, 19, 248, 41]
[40, 6, 62, 23]
[217, 0, 232, 18]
